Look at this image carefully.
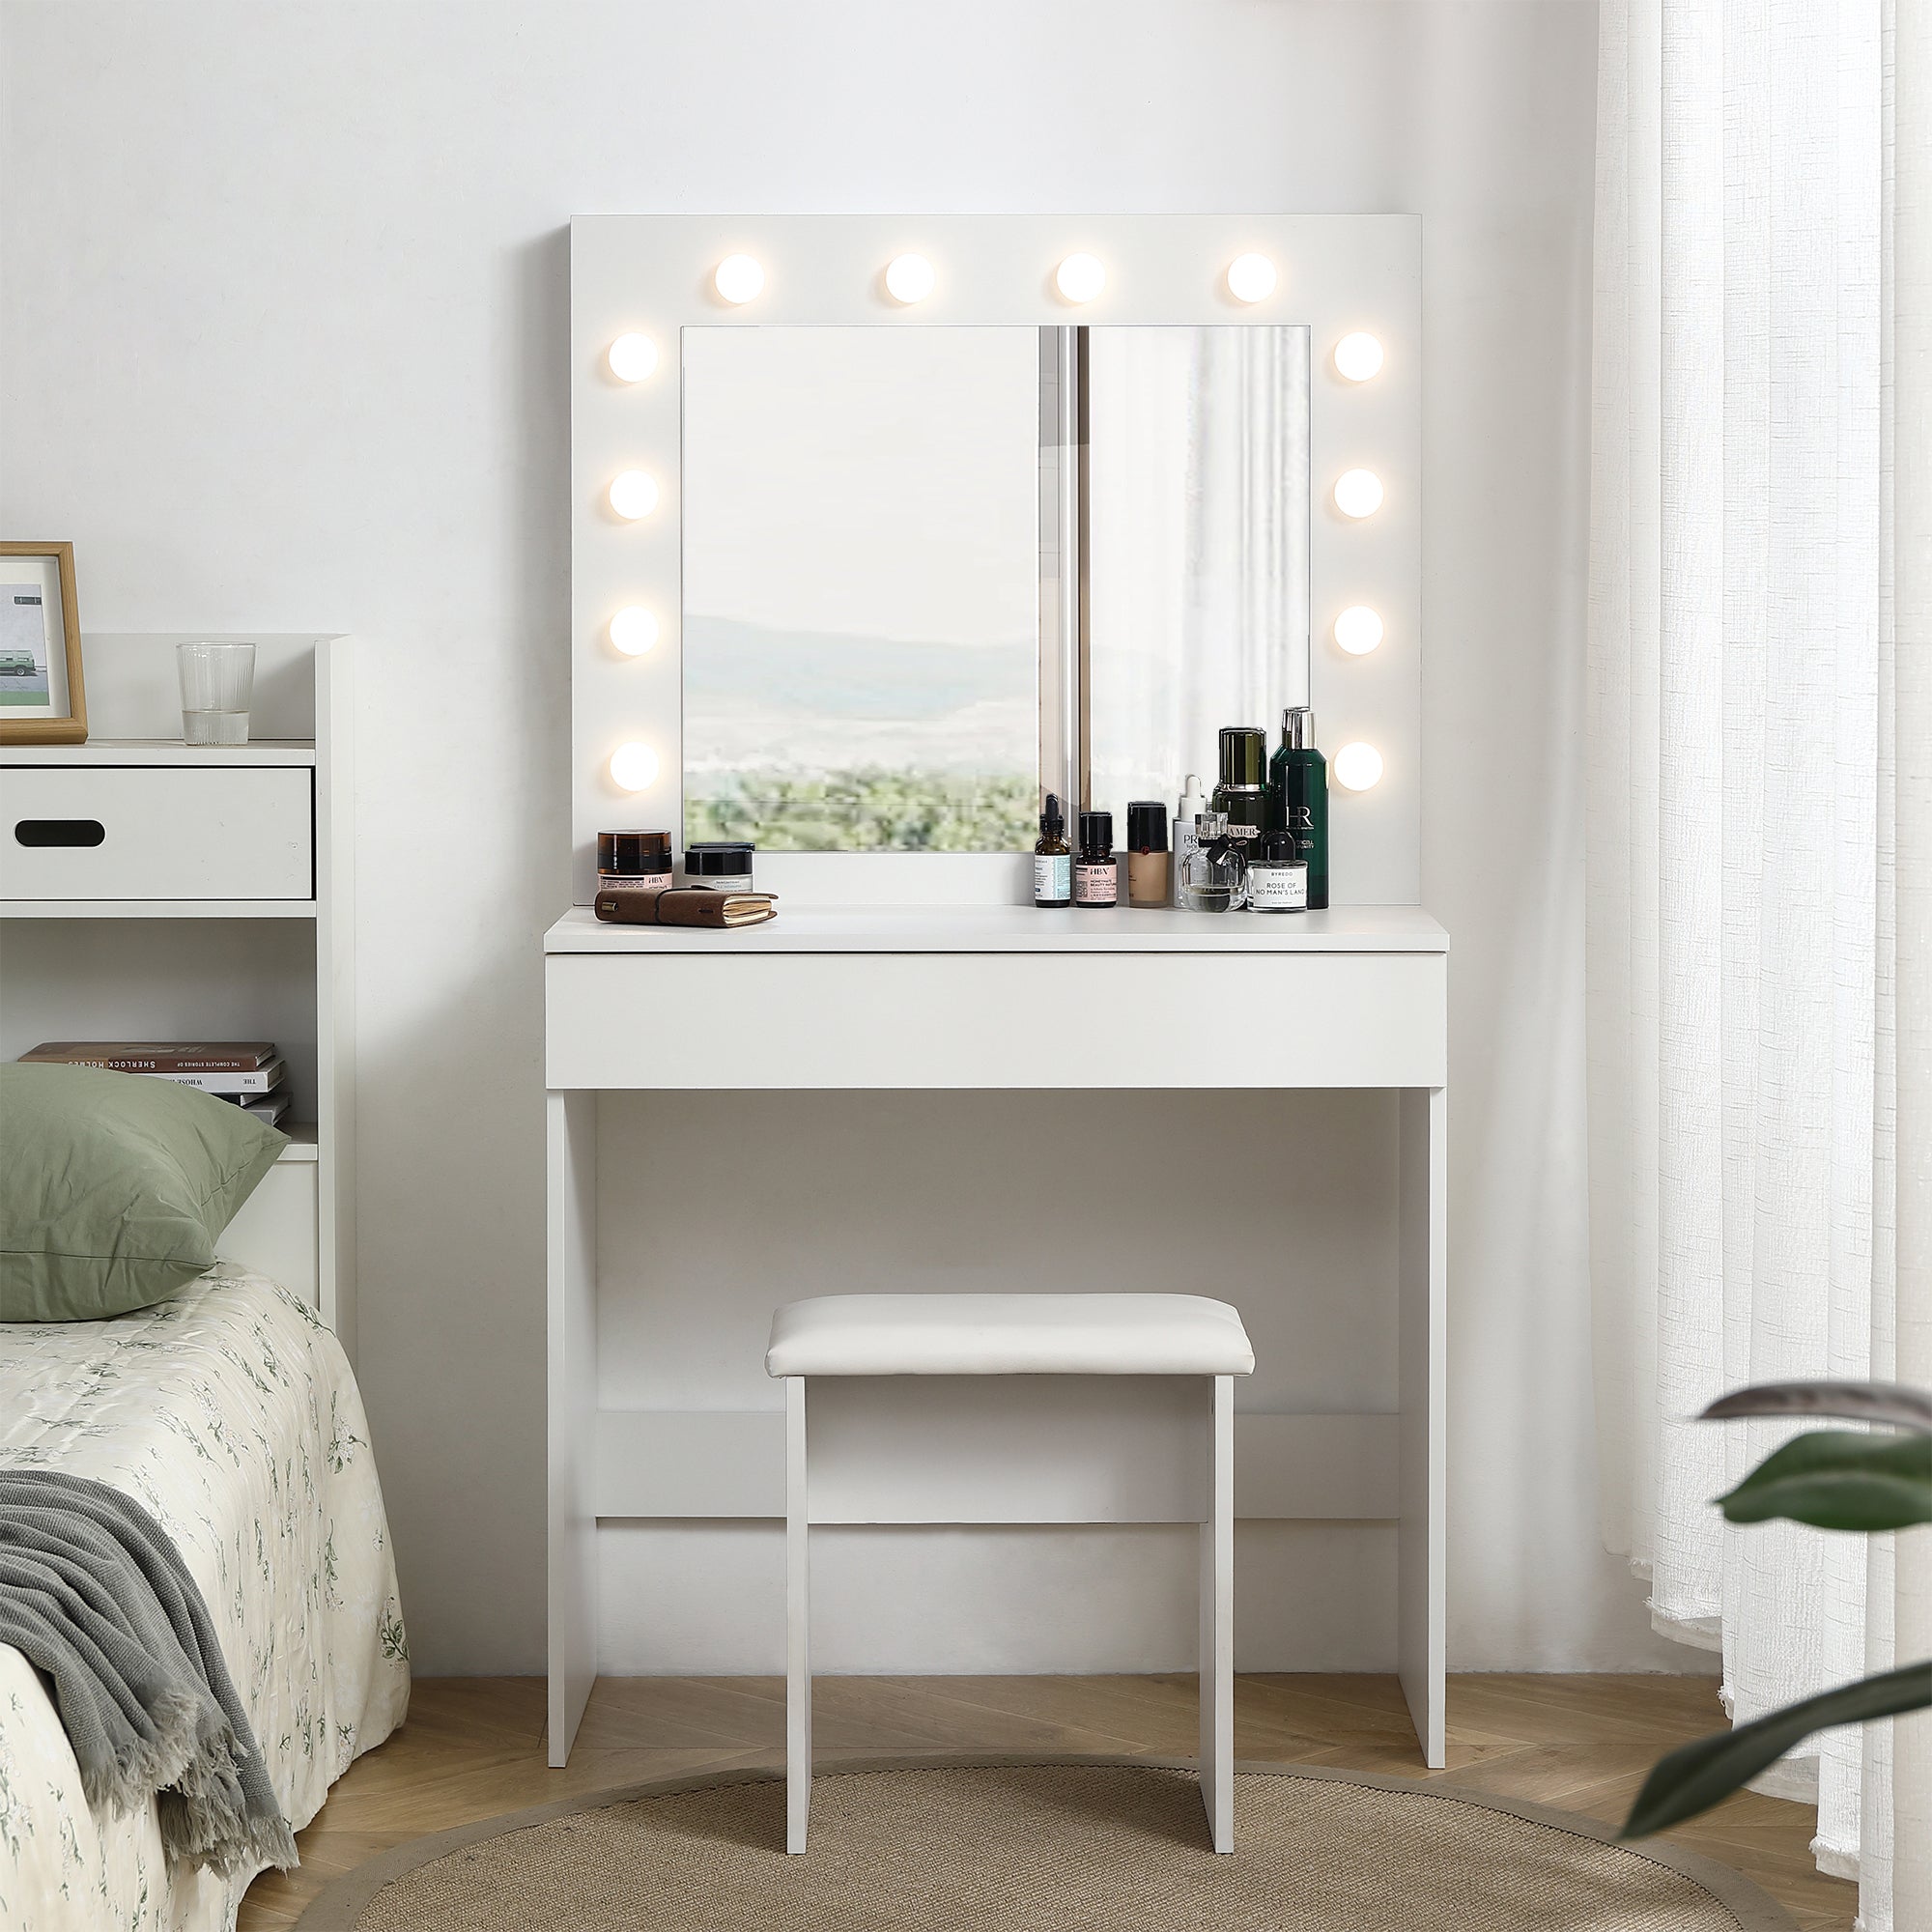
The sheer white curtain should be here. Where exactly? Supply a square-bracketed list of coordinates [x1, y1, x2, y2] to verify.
[1587, 4, 1930, 1929]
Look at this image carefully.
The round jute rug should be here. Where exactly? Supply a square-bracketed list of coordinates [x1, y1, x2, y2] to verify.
[296, 1755, 1796, 1932]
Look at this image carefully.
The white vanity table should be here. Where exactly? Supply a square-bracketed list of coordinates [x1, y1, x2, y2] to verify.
[546, 903, 1447, 1767]
[550, 212, 1439, 1778]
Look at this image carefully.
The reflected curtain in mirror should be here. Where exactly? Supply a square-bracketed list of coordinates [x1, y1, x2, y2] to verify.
[1085, 326, 1312, 819]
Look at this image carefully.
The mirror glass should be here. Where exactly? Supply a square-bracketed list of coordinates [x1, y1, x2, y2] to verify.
[1086, 325, 1312, 818]
[680, 324, 1311, 852]
[681, 327, 1041, 852]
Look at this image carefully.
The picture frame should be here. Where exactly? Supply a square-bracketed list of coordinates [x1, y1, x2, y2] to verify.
[0, 542, 87, 743]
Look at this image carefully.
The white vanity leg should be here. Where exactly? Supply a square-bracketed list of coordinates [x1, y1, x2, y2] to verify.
[1198, 1373, 1235, 1852]
[1397, 1085, 1447, 1768]
[786, 1375, 811, 1853]
[546, 1090, 597, 1769]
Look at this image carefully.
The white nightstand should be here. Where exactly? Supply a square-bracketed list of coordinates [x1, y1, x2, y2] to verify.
[0, 635, 356, 1349]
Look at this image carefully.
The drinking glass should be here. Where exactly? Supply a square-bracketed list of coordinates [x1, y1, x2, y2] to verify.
[177, 642, 256, 744]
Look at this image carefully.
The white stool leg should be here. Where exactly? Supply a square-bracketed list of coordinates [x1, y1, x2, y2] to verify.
[1198, 1374, 1235, 1852]
[786, 1375, 810, 1854]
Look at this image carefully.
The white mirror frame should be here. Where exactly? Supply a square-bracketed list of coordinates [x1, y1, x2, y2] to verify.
[569, 214, 1419, 908]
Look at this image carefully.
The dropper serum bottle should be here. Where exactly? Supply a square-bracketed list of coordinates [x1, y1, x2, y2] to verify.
[1033, 793, 1071, 908]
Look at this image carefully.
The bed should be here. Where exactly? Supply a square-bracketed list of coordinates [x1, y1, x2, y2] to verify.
[0, 1263, 410, 1932]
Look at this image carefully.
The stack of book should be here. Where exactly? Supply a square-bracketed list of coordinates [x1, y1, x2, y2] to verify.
[20, 1041, 293, 1126]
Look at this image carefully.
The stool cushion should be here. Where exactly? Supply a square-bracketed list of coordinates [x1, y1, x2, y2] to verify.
[765, 1293, 1255, 1378]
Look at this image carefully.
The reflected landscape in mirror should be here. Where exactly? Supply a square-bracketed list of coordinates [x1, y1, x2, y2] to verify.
[681, 327, 1040, 852]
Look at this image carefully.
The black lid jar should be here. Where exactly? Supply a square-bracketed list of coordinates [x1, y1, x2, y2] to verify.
[684, 840, 755, 886]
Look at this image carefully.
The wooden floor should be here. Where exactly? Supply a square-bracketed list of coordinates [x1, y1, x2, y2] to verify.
[239, 1673, 1856, 1930]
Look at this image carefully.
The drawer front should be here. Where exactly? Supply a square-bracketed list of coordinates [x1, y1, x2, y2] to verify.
[1, 766, 313, 900]
[548, 951, 1448, 1090]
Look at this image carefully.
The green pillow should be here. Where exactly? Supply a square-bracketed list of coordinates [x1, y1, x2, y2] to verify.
[0, 1062, 288, 1321]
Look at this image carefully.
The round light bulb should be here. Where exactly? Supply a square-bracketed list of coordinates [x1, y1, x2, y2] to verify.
[1333, 469, 1385, 519]
[1334, 742, 1384, 792]
[607, 332, 658, 382]
[609, 607, 659, 657]
[1334, 331, 1385, 382]
[1333, 606, 1385, 656]
[885, 253, 935, 304]
[609, 742, 660, 793]
[714, 254, 765, 304]
[1054, 253, 1106, 303]
[608, 469, 659, 520]
[1226, 252, 1278, 303]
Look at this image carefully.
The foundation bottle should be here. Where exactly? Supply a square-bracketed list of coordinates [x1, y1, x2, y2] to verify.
[1125, 801, 1170, 908]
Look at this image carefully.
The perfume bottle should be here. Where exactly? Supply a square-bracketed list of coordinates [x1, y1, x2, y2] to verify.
[1246, 830, 1308, 913]
[1033, 793, 1071, 908]
[1179, 810, 1249, 912]
[1212, 726, 1267, 860]
[1267, 706, 1329, 909]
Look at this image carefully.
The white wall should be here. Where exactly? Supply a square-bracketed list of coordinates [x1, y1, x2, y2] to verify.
[0, 0, 1690, 1674]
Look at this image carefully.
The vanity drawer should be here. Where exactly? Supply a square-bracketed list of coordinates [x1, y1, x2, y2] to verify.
[1, 765, 314, 901]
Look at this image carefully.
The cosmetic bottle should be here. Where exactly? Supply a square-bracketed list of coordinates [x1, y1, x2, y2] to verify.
[1074, 810, 1118, 908]
[1125, 801, 1170, 908]
[1179, 810, 1249, 912]
[1266, 706, 1329, 909]
[1212, 726, 1268, 859]
[1246, 830, 1309, 913]
[1033, 793, 1071, 908]
[1171, 775, 1207, 907]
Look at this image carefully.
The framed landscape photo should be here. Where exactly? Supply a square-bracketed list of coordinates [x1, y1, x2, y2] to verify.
[0, 543, 86, 743]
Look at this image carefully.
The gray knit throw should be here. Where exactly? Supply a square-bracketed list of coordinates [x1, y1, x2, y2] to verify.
[0, 1468, 296, 1876]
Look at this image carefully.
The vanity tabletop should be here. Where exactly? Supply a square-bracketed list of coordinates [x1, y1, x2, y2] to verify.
[543, 903, 1449, 955]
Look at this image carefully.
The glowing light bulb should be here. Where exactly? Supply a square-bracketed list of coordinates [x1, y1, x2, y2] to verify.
[607, 332, 658, 382]
[714, 255, 765, 303]
[609, 743, 660, 792]
[885, 253, 935, 303]
[609, 607, 659, 657]
[1334, 332, 1385, 382]
[1226, 253, 1277, 302]
[1333, 607, 1384, 656]
[608, 470, 658, 520]
[1055, 253, 1106, 303]
[1334, 742, 1384, 791]
[1333, 469, 1384, 519]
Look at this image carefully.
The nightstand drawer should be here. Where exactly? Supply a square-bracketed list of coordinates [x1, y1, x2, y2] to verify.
[1, 765, 314, 900]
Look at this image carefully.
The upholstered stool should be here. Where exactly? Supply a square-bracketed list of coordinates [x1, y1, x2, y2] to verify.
[764, 1292, 1256, 1855]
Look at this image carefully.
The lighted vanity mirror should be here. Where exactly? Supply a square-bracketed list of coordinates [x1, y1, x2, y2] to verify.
[680, 324, 1311, 852]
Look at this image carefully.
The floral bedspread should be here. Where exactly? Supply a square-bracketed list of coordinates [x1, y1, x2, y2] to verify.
[0, 1264, 410, 1931]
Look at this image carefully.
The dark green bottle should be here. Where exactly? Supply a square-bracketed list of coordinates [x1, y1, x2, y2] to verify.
[1266, 706, 1328, 909]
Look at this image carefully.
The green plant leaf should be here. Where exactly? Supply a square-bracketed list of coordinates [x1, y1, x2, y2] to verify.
[1622, 1663, 1932, 1838]
[1702, 1380, 1932, 1434]
[1718, 1430, 1932, 1531]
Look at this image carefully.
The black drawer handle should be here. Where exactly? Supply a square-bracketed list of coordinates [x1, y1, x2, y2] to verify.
[14, 819, 105, 848]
